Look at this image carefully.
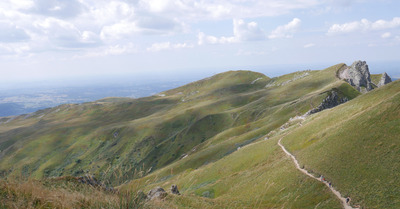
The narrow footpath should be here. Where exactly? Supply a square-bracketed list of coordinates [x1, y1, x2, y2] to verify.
[278, 138, 356, 209]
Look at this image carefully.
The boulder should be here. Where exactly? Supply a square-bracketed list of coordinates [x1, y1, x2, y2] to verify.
[171, 184, 180, 195]
[147, 187, 167, 200]
[338, 60, 373, 92]
[377, 72, 392, 87]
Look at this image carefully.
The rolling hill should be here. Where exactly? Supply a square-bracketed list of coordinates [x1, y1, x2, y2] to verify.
[0, 62, 399, 208]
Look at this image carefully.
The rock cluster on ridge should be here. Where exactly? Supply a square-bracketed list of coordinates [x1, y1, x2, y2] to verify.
[338, 60, 373, 93]
[305, 91, 348, 116]
[377, 72, 392, 87]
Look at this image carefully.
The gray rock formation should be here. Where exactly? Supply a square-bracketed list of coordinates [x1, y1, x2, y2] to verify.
[338, 61, 373, 93]
[171, 184, 180, 195]
[377, 72, 392, 87]
[305, 91, 348, 115]
[147, 187, 167, 200]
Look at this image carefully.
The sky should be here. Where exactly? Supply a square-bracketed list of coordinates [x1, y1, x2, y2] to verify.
[1, 0, 400, 87]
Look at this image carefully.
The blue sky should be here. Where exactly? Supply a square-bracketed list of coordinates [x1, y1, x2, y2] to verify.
[1, 0, 400, 85]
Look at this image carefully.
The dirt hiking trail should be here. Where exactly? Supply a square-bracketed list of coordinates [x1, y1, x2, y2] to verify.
[278, 138, 357, 209]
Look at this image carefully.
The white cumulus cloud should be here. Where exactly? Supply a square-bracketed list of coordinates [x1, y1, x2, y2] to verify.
[146, 42, 193, 52]
[381, 32, 391, 39]
[233, 19, 266, 41]
[137, 0, 318, 20]
[4, 0, 35, 10]
[304, 43, 315, 48]
[268, 18, 301, 39]
[34, 17, 101, 48]
[100, 21, 138, 41]
[197, 32, 236, 45]
[76, 43, 137, 58]
[199, 18, 302, 45]
[327, 17, 400, 35]
[198, 19, 266, 45]
[0, 0, 323, 57]
[0, 22, 30, 43]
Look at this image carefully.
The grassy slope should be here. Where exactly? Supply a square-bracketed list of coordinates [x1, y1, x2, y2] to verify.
[0, 177, 147, 208]
[282, 80, 400, 208]
[371, 74, 381, 86]
[0, 71, 276, 182]
[119, 64, 362, 208]
[0, 65, 341, 183]
[126, 134, 342, 208]
[0, 64, 362, 208]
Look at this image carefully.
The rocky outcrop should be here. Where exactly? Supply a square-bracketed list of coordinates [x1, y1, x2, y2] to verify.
[377, 72, 392, 87]
[147, 187, 167, 200]
[305, 91, 348, 115]
[171, 184, 180, 195]
[338, 61, 373, 93]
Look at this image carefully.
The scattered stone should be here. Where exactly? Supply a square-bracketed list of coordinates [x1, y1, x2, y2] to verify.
[251, 77, 263, 84]
[265, 71, 310, 88]
[170, 184, 180, 195]
[338, 60, 373, 93]
[265, 82, 277, 88]
[113, 132, 119, 138]
[147, 187, 167, 200]
[180, 154, 188, 159]
[281, 72, 310, 86]
[377, 72, 392, 87]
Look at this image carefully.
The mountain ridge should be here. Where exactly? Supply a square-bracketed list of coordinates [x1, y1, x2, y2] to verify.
[0, 62, 398, 208]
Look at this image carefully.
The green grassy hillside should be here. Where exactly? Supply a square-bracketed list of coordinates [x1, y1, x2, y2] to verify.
[281, 80, 400, 208]
[0, 177, 146, 208]
[124, 131, 342, 208]
[119, 73, 399, 209]
[0, 65, 352, 185]
[371, 74, 381, 86]
[3, 63, 395, 208]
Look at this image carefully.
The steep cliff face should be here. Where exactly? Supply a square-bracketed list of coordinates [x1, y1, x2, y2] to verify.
[338, 60, 373, 93]
[377, 72, 392, 87]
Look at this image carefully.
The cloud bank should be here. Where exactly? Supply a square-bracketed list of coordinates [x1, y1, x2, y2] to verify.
[199, 18, 302, 45]
[0, 0, 319, 57]
[327, 17, 400, 35]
